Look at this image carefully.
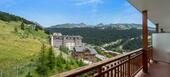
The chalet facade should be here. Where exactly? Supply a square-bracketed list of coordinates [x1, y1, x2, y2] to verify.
[72, 46, 96, 63]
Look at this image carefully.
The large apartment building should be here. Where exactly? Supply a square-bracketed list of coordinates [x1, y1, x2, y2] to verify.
[50, 33, 83, 50]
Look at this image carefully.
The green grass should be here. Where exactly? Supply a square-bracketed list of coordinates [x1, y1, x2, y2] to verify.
[0, 20, 48, 72]
[95, 57, 102, 62]
[95, 47, 113, 58]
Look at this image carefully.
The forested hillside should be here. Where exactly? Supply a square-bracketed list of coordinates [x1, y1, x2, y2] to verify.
[46, 27, 142, 45]
[46, 24, 153, 52]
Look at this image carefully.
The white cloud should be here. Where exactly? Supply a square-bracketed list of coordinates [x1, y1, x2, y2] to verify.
[74, 0, 103, 6]
[72, 0, 103, 16]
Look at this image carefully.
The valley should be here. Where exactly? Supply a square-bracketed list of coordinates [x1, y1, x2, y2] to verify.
[0, 11, 153, 77]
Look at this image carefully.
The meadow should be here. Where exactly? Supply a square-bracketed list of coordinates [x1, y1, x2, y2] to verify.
[0, 20, 48, 76]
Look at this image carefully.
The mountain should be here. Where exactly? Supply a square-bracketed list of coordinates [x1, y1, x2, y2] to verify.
[97, 23, 154, 30]
[48, 23, 155, 30]
[50, 23, 90, 28]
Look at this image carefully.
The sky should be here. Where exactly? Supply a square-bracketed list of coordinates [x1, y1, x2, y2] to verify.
[0, 0, 154, 27]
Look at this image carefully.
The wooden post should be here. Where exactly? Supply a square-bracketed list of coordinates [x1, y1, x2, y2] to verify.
[142, 10, 148, 73]
[156, 23, 159, 33]
[128, 55, 131, 77]
[97, 66, 102, 77]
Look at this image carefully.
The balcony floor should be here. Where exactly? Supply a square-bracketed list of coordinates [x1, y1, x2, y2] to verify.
[135, 62, 170, 77]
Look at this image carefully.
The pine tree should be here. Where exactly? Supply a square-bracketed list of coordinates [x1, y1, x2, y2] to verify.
[21, 22, 25, 30]
[14, 26, 18, 33]
[35, 26, 39, 31]
[59, 45, 69, 54]
[26, 72, 32, 77]
[47, 47, 55, 70]
[36, 44, 48, 77]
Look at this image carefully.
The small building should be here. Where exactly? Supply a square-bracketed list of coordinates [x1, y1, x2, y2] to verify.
[72, 46, 96, 62]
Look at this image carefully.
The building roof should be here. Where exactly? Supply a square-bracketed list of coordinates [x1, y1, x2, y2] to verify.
[74, 46, 97, 54]
[52, 32, 82, 39]
[87, 48, 97, 54]
[53, 35, 82, 39]
[53, 33, 62, 36]
[128, 0, 170, 32]
[74, 46, 86, 52]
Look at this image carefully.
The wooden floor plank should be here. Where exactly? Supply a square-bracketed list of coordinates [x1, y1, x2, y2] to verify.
[135, 62, 170, 77]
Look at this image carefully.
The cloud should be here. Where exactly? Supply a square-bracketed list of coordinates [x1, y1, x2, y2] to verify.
[112, 2, 142, 24]
[74, 0, 103, 6]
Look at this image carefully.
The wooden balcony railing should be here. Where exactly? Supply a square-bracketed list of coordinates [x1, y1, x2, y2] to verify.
[147, 47, 153, 63]
[51, 47, 152, 77]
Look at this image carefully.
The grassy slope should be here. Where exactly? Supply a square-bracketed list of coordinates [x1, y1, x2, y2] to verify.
[0, 20, 47, 70]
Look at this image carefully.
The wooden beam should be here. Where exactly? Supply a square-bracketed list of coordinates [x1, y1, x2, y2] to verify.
[142, 10, 148, 73]
[156, 23, 159, 33]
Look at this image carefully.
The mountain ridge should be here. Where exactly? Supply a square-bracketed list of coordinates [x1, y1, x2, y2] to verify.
[48, 23, 155, 30]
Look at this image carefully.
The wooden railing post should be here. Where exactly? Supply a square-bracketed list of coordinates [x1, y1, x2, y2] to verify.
[142, 49, 148, 72]
[142, 10, 148, 73]
[97, 66, 102, 77]
[128, 55, 131, 77]
[156, 23, 159, 33]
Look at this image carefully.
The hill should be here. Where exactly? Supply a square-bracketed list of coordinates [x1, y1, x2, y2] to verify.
[0, 11, 49, 76]
[0, 11, 44, 30]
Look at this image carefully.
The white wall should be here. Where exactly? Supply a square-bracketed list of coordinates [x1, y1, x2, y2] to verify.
[152, 33, 170, 63]
[65, 43, 75, 50]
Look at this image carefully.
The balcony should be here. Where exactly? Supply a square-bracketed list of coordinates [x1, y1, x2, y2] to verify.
[51, 48, 153, 77]
[51, 46, 170, 77]
[51, 0, 170, 77]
